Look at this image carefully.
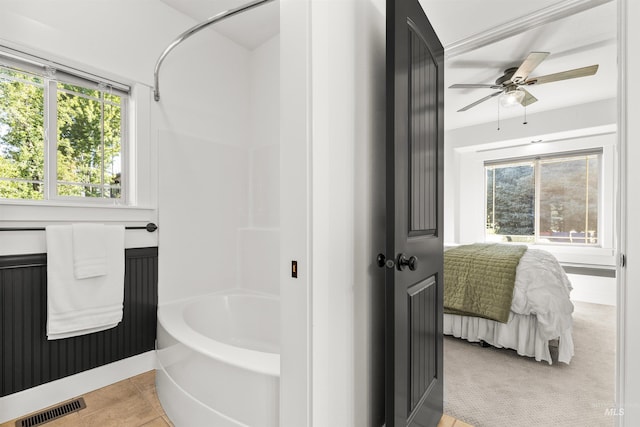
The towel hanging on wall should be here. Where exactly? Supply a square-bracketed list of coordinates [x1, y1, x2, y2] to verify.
[72, 223, 107, 279]
[45, 224, 125, 340]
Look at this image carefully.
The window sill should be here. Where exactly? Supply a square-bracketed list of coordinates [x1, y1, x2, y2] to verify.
[447, 241, 617, 268]
[0, 198, 150, 209]
[0, 202, 157, 256]
[0, 201, 156, 225]
[529, 243, 616, 267]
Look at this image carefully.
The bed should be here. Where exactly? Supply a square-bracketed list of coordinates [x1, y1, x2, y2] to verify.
[443, 243, 574, 364]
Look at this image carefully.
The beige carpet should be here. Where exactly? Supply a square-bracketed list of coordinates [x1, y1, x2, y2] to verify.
[443, 301, 616, 427]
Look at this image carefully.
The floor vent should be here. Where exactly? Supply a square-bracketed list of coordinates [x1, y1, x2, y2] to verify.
[15, 397, 86, 427]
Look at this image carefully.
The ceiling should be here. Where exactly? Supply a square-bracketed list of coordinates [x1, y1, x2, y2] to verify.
[158, 0, 617, 131]
[420, 0, 617, 130]
[158, 0, 279, 50]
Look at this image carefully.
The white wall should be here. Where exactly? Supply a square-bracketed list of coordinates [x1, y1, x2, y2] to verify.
[240, 35, 281, 296]
[279, 0, 312, 425]
[568, 274, 616, 306]
[445, 98, 618, 305]
[278, 1, 385, 425]
[0, 0, 177, 87]
[158, 130, 250, 302]
[352, 1, 386, 424]
[250, 36, 281, 152]
[155, 17, 255, 303]
[153, 19, 253, 146]
[309, 0, 386, 426]
[157, 27, 281, 304]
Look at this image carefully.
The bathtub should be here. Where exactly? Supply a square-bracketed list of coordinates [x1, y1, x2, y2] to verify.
[156, 290, 280, 426]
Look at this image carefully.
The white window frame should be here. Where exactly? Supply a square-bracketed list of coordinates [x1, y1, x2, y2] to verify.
[452, 131, 616, 267]
[484, 149, 603, 247]
[0, 47, 130, 206]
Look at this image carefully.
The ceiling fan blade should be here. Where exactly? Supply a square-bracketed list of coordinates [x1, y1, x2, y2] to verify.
[449, 83, 501, 89]
[457, 91, 503, 112]
[525, 64, 599, 85]
[512, 52, 549, 84]
[518, 88, 538, 107]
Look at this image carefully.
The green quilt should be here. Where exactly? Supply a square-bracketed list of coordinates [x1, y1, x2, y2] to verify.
[444, 243, 527, 323]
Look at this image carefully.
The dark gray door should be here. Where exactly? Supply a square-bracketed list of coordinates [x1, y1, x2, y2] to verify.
[385, 0, 444, 425]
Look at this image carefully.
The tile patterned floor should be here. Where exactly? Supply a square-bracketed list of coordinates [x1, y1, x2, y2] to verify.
[1, 371, 172, 427]
[437, 414, 474, 427]
[2, 371, 470, 427]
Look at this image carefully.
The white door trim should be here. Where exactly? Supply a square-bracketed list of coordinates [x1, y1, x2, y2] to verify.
[615, 0, 627, 424]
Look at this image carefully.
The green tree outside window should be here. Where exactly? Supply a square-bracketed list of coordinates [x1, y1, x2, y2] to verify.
[0, 66, 123, 201]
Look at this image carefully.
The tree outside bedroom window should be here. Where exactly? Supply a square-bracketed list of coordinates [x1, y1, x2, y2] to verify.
[0, 51, 128, 202]
[485, 151, 601, 246]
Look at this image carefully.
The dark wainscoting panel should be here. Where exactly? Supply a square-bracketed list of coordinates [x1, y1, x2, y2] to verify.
[0, 247, 158, 397]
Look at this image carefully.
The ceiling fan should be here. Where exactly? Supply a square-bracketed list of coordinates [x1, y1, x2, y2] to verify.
[450, 52, 599, 112]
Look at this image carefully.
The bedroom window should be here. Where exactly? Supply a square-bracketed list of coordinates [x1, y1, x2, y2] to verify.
[0, 49, 129, 203]
[485, 150, 601, 246]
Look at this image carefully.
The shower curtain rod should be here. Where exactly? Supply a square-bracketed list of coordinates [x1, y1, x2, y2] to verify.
[153, 0, 275, 102]
[0, 222, 158, 232]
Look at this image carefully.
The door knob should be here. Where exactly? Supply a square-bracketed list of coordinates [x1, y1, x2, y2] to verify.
[397, 253, 418, 271]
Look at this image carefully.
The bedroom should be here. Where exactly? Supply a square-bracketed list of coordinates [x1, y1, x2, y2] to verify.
[422, 0, 618, 425]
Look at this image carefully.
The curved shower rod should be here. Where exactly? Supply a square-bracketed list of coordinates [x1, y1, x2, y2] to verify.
[153, 0, 275, 102]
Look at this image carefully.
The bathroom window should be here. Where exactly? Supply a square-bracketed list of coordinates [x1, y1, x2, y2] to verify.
[0, 49, 129, 203]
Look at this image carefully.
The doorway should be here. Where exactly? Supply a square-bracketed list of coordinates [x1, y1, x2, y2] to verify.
[430, 0, 620, 425]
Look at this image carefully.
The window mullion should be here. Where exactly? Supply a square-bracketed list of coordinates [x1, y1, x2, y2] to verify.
[120, 96, 128, 204]
[100, 93, 105, 198]
[534, 159, 541, 244]
[44, 79, 58, 200]
[585, 157, 590, 243]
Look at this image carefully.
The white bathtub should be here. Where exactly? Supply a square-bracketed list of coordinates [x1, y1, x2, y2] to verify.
[156, 290, 280, 426]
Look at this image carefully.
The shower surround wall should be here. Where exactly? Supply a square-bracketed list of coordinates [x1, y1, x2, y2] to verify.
[158, 34, 280, 303]
[242, 35, 280, 296]
[155, 28, 280, 426]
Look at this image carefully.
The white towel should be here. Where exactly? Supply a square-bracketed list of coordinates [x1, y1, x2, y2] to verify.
[46, 225, 125, 340]
[72, 223, 107, 279]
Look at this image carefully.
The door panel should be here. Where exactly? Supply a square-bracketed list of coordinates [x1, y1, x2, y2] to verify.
[408, 276, 437, 413]
[385, 0, 444, 426]
[409, 24, 438, 236]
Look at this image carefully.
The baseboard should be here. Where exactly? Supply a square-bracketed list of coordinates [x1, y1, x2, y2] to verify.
[567, 273, 617, 306]
[0, 350, 157, 423]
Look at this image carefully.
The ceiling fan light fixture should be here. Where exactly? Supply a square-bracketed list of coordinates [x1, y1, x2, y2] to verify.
[451, 51, 598, 113]
[499, 87, 525, 108]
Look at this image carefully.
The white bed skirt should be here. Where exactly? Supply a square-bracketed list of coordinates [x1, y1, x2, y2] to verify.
[443, 312, 574, 364]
